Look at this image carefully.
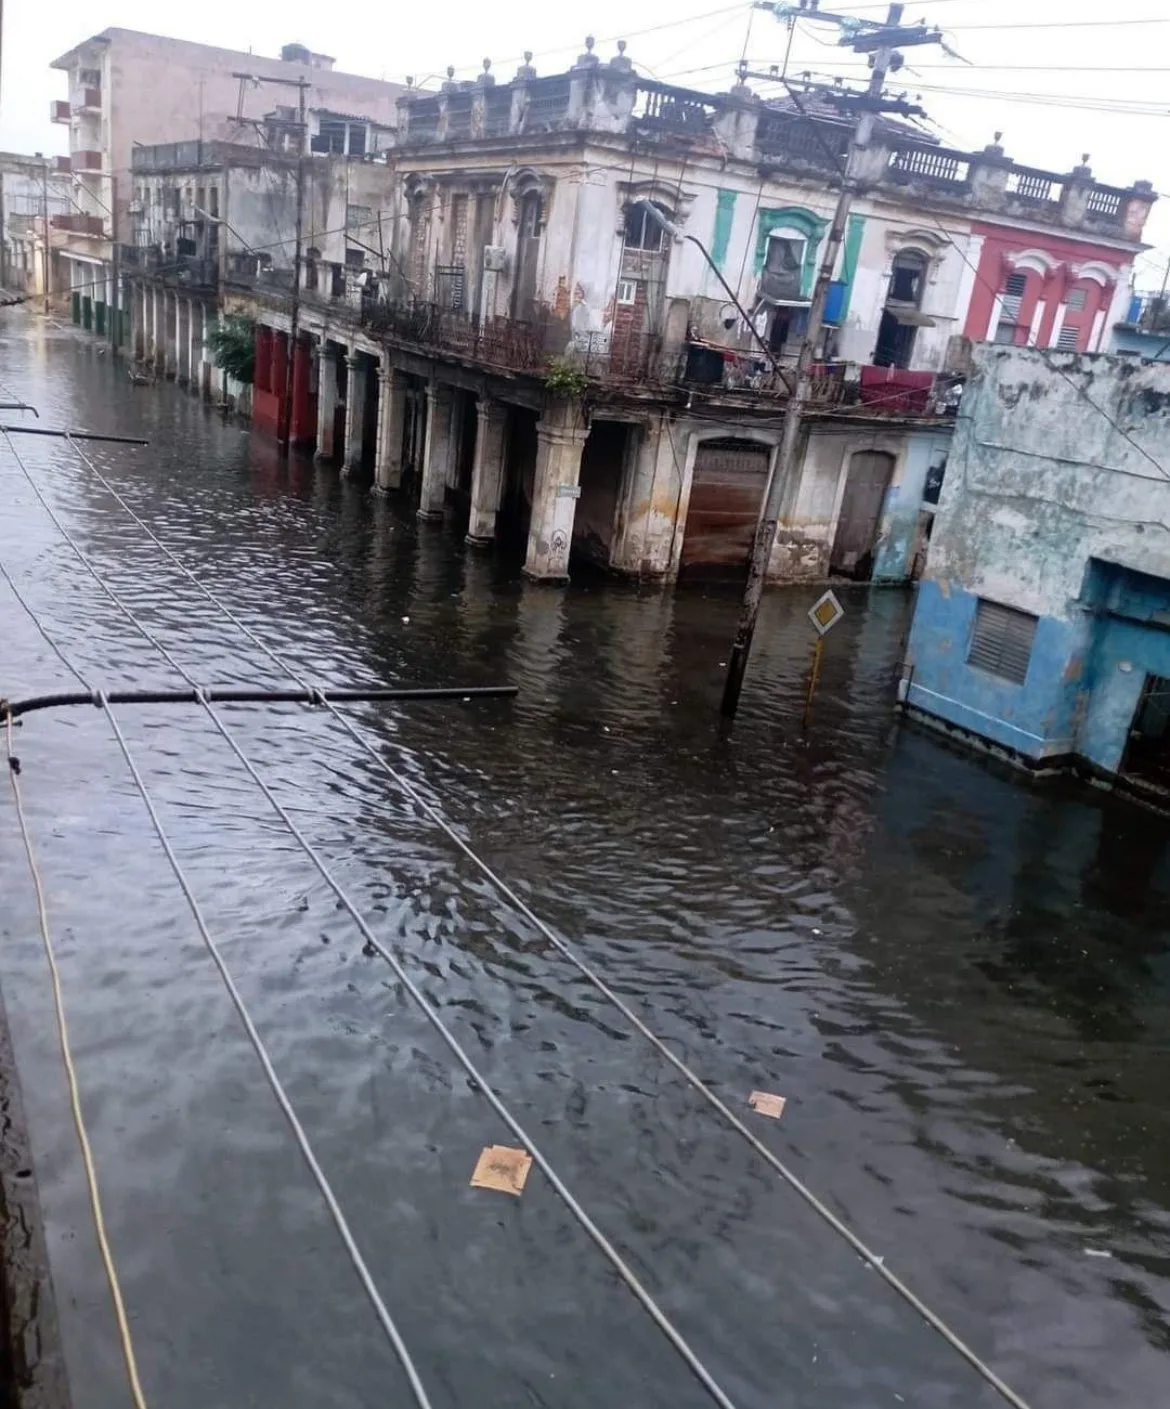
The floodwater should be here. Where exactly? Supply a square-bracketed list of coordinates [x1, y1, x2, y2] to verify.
[1, 314, 1168, 1409]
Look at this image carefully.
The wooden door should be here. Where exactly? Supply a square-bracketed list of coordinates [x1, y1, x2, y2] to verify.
[679, 439, 771, 581]
[831, 450, 895, 578]
[511, 192, 542, 323]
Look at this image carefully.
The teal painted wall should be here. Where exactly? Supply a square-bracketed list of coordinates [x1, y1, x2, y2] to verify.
[711, 189, 736, 271]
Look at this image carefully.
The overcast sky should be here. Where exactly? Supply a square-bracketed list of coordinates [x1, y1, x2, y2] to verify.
[3, 0, 1166, 284]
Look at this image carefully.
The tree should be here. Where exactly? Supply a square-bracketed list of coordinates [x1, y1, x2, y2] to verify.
[207, 314, 256, 385]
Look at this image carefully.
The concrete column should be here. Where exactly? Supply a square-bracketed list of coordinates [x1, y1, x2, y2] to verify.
[315, 343, 338, 462]
[342, 352, 366, 475]
[164, 292, 178, 378]
[150, 286, 161, 369]
[418, 381, 455, 520]
[466, 398, 509, 545]
[130, 283, 144, 359]
[524, 399, 589, 581]
[374, 362, 408, 492]
[176, 298, 190, 383]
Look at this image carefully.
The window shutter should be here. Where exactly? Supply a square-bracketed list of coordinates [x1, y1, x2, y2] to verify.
[1056, 325, 1080, 351]
[967, 599, 1037, 685]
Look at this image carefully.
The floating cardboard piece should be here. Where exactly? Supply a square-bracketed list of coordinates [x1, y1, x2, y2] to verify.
[470, 1145, 533, 1196]
[749, 1090, 787, 1120]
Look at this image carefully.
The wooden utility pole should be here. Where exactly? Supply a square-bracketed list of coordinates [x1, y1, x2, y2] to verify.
[40, 158, 50, 316]
[719, 2, 941, 719]
[232, 71, 310, 455]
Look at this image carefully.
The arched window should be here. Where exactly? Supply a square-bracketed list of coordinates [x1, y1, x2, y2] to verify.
[888, 249, 926, 306]
[624, 201, 669, 252]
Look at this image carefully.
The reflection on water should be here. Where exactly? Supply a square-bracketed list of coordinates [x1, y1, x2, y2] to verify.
[0, 316, 1168, 1409]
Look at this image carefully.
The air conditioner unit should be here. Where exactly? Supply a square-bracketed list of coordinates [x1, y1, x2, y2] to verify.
[482, 244, 507, 272]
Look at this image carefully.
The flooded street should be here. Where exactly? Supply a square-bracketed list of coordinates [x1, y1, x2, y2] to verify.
[1, 315, 1169, 1409]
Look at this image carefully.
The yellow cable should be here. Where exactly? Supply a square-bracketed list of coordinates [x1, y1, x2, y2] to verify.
[5, 711, 149, 1409]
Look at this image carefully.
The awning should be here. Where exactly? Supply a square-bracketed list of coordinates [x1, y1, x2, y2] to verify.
[889, 309, 937, 327]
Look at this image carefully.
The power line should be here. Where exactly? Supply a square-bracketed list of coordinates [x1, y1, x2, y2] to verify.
[49, 242, 1034, 1409]
[1, 433, 745, 1409]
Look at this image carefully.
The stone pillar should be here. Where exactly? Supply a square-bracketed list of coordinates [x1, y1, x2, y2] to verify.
[130, 283, 144, 359]
[176, 298, 190, 383]
[466, 398, 509, 545]
[315, 343, 338, 462]
[342, 352, 366, 475]
[374, 362, 408, 492]
[291, 335, 313, 444]
[524, 399, 588, 581]
[150, 286, 161, 369]
[418, 381, 454, 519]
[164, 292, 178, 378]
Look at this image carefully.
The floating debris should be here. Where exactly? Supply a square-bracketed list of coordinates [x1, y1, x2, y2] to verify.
[748, 1090, 787, 1120]
[470, 1144, 533, 1196]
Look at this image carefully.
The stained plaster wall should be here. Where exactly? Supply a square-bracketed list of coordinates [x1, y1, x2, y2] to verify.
[903, 344, 1170, 766]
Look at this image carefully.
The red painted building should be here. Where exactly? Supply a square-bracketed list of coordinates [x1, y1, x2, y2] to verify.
[252, 326, 317, 446]
[963, 223, 1136, 356]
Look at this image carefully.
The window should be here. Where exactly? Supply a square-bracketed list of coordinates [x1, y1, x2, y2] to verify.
[79, 68, 101, 87]
[345, 246, 366, 269]
[1066, 287, 1087, 312]
[616, 279, 638, 306]
[346, 204, 372, 232]
[209, 186, 219, 219]
[348, 125, 367, 157]
[888, 250, 926, 305]
[994, 271, 1028, 344]
[765, 233, 805, 277]
[967, 599, 1037, 685]
[520, 191, 544, 239]
[318, 120, 347, 154]
[1056, 325, 1080, 351]
[624, 202, 667, 252]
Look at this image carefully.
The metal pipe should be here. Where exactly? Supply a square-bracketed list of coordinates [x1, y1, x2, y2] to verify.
[2, 683, 518, 720]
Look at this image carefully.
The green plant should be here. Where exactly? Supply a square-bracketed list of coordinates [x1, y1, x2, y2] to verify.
[207, 314, 256, 385]
[543, 358, 588, 399]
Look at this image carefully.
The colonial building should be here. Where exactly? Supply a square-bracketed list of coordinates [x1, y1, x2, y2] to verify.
[209, 43, 1151, 583]
[0, 154, 72, 303]
[48, 29, 404, 343]
[899, 344, 1170, 798]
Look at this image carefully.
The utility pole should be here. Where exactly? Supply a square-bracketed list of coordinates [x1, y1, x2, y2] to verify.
[40, 157, 50, 316]
[232, 71, 310, 455]
[719, 2, 941, 719]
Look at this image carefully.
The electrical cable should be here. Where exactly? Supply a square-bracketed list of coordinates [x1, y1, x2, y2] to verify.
[0, 554, 438, 1409]
[3, 706, 150, 1409]
[1, 432, 744, 1409]
[50, 430, 1034, 1409]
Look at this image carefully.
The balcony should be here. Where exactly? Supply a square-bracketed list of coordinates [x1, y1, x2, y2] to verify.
[75, 86, 101, 111]
[50, 100, 70, 123]
[1118, 292, 1170, 336]
[54, 156, 72, 174]
[51, 213, 104, 236]
[73, 150, 102, 172]
[121, 244, 218, 289]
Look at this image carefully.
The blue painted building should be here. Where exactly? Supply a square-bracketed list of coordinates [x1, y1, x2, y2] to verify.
[901, 344, 1170, 792]
[1109, 292, 1170, 363]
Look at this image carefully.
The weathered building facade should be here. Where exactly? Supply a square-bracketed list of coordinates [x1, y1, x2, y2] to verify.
[208, 44, 1151, 584]
[900, 344, 1170, 795]
[0, 154, 71, 302]
[47, 29, 404, 343]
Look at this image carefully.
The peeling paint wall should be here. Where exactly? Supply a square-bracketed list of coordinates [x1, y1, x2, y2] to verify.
[903, 344, 1170, 772]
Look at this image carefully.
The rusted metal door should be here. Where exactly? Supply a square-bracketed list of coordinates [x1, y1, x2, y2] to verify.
[830, 450, 895, 578]
[679, 439, 771, 580]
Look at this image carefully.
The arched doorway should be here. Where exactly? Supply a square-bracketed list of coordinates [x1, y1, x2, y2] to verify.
[830, 450, 896, 579]
[679, 438, 772, 582]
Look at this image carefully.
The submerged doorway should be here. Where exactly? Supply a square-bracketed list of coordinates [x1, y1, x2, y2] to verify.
[678, 438, 771, 582]
[830, 450, 896, 579]
[1122, 674, 1170, 790]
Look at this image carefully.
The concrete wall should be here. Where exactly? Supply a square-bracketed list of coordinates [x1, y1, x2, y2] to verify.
[55, 29, 403, 238]
[903, 344, 1170, 770]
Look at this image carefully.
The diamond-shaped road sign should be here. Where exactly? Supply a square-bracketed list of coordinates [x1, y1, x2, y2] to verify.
[808, 590, 844, 636]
